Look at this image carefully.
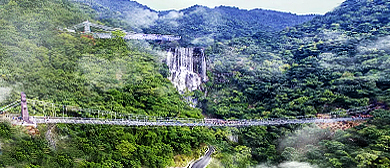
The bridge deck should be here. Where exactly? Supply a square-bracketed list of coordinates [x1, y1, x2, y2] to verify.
[26, 116, 359, 127]
[1, 98, 374, 128]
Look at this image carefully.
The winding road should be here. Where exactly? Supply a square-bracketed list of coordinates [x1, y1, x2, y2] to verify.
[191, 146, 215, 168]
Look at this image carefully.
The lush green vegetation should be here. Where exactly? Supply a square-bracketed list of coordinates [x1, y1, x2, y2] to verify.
[146, 5, 316, 46]
[277, 109, 390, 168]
[1, 0, 390, 167]
[197, 0, 390, 167]
[0, 0, 200, 118]
[0, 121, 218, 167]
[201, 0, 390, 120]
[78, 0, 315, 46]
[0, 0, 205, 167]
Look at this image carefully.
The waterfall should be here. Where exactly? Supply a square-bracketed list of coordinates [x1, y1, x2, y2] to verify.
[166, 47, 207, 93]
[201, 51, 207, 82]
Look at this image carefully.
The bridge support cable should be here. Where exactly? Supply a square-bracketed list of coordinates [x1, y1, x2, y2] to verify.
[31, 116, 365, 127]
[1, 102, 21, 114]
[25, 98, 160, 121]
[0, 100, 20, 113]
[20, 98, 378, 127]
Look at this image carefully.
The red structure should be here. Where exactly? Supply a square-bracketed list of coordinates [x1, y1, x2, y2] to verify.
[21, 92, 30, 123]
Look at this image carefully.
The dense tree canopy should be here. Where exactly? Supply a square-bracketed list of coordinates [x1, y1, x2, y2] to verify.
[1, 0, 390, 167]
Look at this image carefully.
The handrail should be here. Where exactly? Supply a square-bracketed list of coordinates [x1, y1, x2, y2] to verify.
[1, 98, 377, 127]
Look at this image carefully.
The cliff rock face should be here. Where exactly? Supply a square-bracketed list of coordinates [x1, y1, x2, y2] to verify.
[166, 48, 207, 93]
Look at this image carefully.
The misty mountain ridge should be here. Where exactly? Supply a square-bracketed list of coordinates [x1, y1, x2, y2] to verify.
[73, 0, 317, 44]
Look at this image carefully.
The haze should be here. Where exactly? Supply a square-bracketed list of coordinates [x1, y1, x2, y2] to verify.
[135, 0, 346, 14]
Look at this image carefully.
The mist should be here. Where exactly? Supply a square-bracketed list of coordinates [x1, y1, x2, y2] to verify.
[117, 6, 185, 31]
[78, 55, 130, 91]
[358, 35, 390, 53]
[0, 87, 12, 103]
[123, 7, 159, 30]
[191, 36, 215, 46]
[279, 125, 331, 152]
[159, 11, 183, 27]
[255, 161, 317, 168]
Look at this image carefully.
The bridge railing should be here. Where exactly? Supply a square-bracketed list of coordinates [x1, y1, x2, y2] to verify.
[1, 98, 378, 127]
[29, 116, 363, 127]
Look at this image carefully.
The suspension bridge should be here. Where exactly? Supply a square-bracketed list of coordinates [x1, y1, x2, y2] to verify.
[62, 20, 181, 41]
[0, 93, 376, 127]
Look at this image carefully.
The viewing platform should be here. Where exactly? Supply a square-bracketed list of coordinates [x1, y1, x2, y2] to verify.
[63, 20, 181, 41]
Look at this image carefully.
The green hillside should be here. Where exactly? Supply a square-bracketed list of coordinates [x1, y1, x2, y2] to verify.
[72, 0, 316, 46]
[204, 0, 390, 119]
[0, 0, 208, 167]
[1, 0, 390, 167]
[0, 0, 200, 118]
[202, 0, 390, 167]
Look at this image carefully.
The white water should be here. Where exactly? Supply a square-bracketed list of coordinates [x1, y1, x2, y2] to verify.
[166, 48, 207, 93]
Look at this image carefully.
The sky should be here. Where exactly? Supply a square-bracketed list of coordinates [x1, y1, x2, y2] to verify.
[135, 0, 346, 15]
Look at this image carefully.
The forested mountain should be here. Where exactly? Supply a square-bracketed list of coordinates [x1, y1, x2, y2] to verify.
[1, 0, 390, 167]
[0, 0, 207, 167]
[202, 0, 390, 167]
[205, 0, 390, 119]
[148, 5, 316, 45]
[73, 0, 316, 45]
